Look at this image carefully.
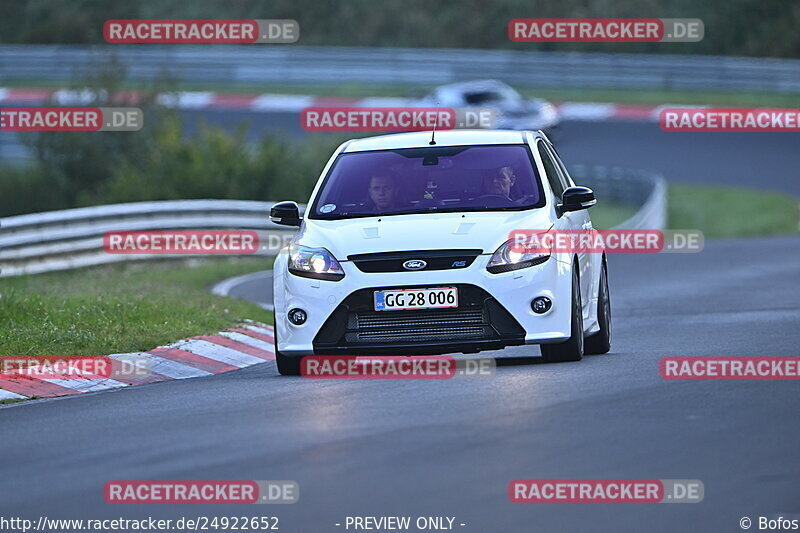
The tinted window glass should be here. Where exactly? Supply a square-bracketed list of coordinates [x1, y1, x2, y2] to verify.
[547, 143, 575, 188]
[309, 144, 545, 220]
[537, 141, 565, 198]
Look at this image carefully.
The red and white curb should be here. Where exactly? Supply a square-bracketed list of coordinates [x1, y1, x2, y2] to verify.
[0, 87, 678, 122]
[0, 321, 274, 402]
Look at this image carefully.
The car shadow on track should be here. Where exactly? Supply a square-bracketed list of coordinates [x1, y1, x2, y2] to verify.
[492, 352, 611, 367]
[264, 352, 616, 378]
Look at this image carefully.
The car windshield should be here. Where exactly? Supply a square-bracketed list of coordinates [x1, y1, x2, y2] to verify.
[463, 91, 505, 105]
[309, 144, 545, 220]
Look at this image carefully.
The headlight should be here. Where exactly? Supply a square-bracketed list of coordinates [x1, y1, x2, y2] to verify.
[487, 239, 549, 274]
[288, 244, 345, 281]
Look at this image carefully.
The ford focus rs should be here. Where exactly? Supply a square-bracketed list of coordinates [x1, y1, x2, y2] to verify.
[270, 129, 611, 375]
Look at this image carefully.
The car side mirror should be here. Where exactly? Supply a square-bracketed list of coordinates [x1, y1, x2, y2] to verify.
[270, 201, 302, 227]
[558, 186, 596, 216]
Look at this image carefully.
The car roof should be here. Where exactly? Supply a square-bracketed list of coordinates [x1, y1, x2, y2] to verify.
[343, 129, 538, 152]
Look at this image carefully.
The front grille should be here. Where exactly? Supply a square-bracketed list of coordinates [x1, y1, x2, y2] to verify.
[346, 308, 493, 343]
[354, 308, 484, 329]
[313, 284, 526, 353]
[348, 249, 483, 273]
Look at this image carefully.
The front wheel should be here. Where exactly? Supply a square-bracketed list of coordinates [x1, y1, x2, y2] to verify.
[541, 267, 584, 363]
[584, 260, 612, 355]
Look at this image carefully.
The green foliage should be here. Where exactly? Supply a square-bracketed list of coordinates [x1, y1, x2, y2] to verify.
[1, 0, 799, 57]
[0, 117, 342, 216]
[91, 117, 337, 206]
[0, 166, 68, 216]
[0, 58, 346, 216]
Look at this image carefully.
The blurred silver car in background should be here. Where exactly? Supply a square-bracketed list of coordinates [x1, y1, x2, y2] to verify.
[420, 79, 560, 135]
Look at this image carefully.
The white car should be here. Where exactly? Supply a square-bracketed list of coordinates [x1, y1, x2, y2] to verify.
[420, 80, 560, 134]
[270, 129, 611, 375]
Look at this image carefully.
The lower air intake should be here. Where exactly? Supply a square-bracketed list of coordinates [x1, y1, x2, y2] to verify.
[346, 308, 494, 343]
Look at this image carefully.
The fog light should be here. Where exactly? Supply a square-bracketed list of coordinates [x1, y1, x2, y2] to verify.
[531, 297, 552, 314]
[288, 308, 307, 325]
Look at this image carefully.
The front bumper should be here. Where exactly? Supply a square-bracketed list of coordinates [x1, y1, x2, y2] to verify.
[312, 284, 525, 355]
[273, 251, 573, 356]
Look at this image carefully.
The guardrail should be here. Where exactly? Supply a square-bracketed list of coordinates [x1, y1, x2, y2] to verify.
[1, 45, 798, 93]
[572, 165, 667, 230]
[0, 200, 294, 276]
[0, 166, 666, 277]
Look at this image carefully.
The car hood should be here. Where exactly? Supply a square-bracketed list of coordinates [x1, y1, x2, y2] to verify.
[298, 209, 553, 259]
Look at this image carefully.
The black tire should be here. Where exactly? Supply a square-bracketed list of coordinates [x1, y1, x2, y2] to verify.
[273, 316, 302, 376]
[585, 260, 612, 355]
[541, 266, 584, 363]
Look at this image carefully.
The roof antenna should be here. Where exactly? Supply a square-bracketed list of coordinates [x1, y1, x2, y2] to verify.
[429, 101, 439, 145]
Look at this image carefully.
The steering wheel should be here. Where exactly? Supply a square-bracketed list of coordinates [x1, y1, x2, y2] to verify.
[474, 194, 515, 205]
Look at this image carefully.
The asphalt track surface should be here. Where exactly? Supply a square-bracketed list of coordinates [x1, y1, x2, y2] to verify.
[2, 236, 799, 532]
[2, 114, 799, 533]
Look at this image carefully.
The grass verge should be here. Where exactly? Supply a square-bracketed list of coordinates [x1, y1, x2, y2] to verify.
[668, 184, 798, 238]
[519, 88, 800, 108]
[0, 257, 273, 356]
[0, 397, 31, 406]
[5, 79, 799, 108]
[593, 183, 798, 235]
[588, 203, 640, 229]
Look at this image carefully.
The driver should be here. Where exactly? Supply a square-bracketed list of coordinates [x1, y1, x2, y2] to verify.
[483, 166, 517, 199]
[367, 174, 399, 211]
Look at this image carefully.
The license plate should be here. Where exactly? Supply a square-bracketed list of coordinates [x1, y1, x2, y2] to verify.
[374, 287, 458, 311]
